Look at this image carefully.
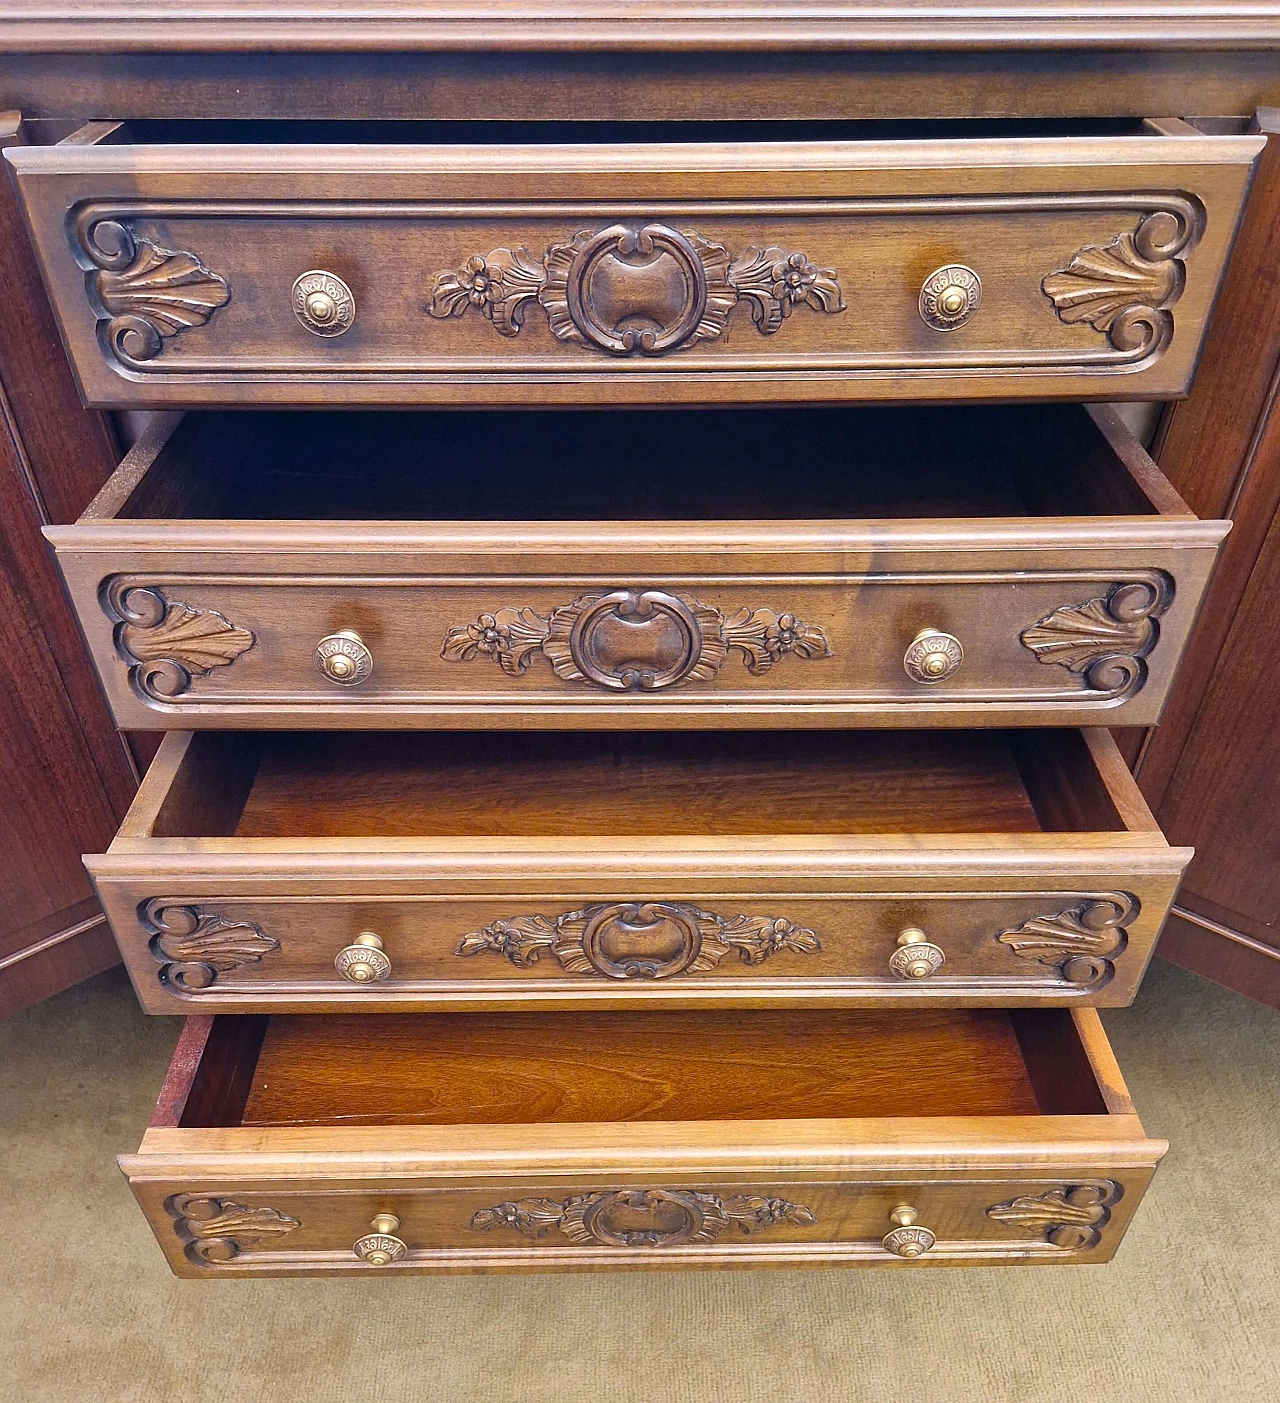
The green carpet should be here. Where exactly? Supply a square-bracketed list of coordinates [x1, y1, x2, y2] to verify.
[1, 960, 1276, 1402]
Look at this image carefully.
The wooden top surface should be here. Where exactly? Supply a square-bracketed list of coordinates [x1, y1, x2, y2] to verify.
[4, 2, 1280, 53]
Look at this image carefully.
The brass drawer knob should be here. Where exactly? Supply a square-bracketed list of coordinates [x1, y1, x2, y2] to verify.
[335, 931, 391, 983]
[315, 630, 373, 686]
[353, 1213, 407, 1265]
[882, 1205, 936, 1258]
[919, 264, 981, 331]
[292, 270, 356, 337]
[889, 927, 946, 981]
[903, 628, 963, 684]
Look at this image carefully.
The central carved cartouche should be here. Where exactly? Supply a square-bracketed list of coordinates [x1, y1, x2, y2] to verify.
[430, 224, 844, 354]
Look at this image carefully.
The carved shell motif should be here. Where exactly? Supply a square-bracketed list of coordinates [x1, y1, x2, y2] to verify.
[109, 584, 255, 701]
[146, 902, 280, 992]
[429, 223, 843, 355]
[168, 1194, 301, 1266]
[1021, 578, 1170, 699]
[987, 1183, 1120, 1252]
[80, 219, 230, 368]
[471, 1189, 817, 1247]
[996, 895, 1136, 987]
[1041, 210, 1193, 359]
[441, 590, 830, 692]
[457, 901, 820, 981]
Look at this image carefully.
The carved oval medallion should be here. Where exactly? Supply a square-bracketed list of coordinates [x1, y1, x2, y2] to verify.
[580, 1190, 706, 1247]
[578, 902, 706, 979]
[567, 590, 704, 691]
[564, 224, 710, 355]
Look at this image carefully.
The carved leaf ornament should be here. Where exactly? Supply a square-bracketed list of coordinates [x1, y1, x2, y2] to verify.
[145, 902, 280, 992]
[471, 1189, 817, 1247]
[987, 1183, 1120, 1251]
[108, 584, 255, 701]
[430, 224, 844, 355]
[996, 895, 1136, 987]
[442, 589, 830, 692]
[458, 901, 820, 981]
[168, 1194, 300, 1265]
[1021, 578, 1170, 699]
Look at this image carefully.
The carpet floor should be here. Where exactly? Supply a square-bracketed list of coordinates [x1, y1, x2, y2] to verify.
[0, 958, 1276, 1403]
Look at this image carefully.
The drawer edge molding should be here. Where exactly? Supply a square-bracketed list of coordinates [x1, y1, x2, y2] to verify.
[456, 901, 821, 980]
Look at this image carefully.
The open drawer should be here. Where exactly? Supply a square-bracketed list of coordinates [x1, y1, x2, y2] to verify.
[7, 118, 1262, 407]
[123, 1005, 1166, 1277]
[88, 727, 1189, 1014]
[47, 403, 1228, 730]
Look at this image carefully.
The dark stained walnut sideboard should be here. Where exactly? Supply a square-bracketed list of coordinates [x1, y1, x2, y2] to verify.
[2, 3, 1278, 1277]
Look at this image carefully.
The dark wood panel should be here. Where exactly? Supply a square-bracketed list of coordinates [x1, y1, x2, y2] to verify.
[241, 1008, 1043, 1128]
[233, 731, 1043, 839]
[0, 112, 136, 1012]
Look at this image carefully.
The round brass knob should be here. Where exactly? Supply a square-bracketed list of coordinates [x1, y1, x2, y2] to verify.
[353, 1213, 407, 1265]
[919, 264, 981, 331]
[292, 270, 356, 337]
[315, 630, 373, 686]
[335, 931, 392, 983]
[882, 1205, 937, 1258]
[903, 628, 963, 684]
[889, 927, 946, 981]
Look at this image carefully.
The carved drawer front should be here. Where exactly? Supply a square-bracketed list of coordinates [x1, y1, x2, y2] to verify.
[88, 728, 1189, 1014]
[8, 125, 1262, 406]
[123, 1010, 1165, 1277]
[48, 405, 1228, 731]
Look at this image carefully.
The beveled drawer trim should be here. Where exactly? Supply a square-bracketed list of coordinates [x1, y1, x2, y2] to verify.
[154, 1178, 1125, 1272]
[130, 889, 1139, 1002]
[100, 567, 1173, 710]
[69, 191, 1201, 379]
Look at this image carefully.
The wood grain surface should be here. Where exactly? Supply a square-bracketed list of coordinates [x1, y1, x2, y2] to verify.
[240, 1008, 1043, 1127]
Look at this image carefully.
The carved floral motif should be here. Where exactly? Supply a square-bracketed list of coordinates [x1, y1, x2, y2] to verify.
[459, 904, 820, 980]
[146, 902, 280, 992]
[1042, 210, 1193, 359]
[107, 584, 255, 701]
[996, 896, 1136, 986]
[79, 219, 229, 367]
[471, 1189, 817, 1247]
[429, 223, 844, 355]
[987, 1183, 1120, 1251]
[168, 1194, 300, 1265]
[457, 901, 820, 981]
[441, 591, 829, 692]
[1020, 577, 1170, 698]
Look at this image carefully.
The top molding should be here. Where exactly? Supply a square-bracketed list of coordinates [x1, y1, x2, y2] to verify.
[4, 2, 1280, 54]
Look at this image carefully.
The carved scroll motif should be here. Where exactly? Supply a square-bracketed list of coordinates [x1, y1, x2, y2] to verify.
[168, 1194, 300, 1265]
[146, 902, 280, 992]
[457, 902, 820, 981]
[995, 895, 1136, 987]
[471, 1189, 817, 1247]
[441, 590, 829, 692]
[1042, 209, 1197, 360]
[987, 1183, 1121, 1251]
[107, 583, 255, 701]
[429, 224, 844, 355]
[77, 218, 230, 367]
[1020, 577, 1171, 699]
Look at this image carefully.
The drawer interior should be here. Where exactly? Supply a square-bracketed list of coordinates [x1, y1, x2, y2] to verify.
[91, 118, 1151, 148]
[138, 728, 1146, 841]
[101, 404, 1184, 525]
[170, 1007, 1115, 1131]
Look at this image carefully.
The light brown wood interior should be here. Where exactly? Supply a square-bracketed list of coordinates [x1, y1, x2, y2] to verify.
[122, 405, 1155, 524]
[231, 731, 1043, 838]
[239, 1009, 1054, 1128]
